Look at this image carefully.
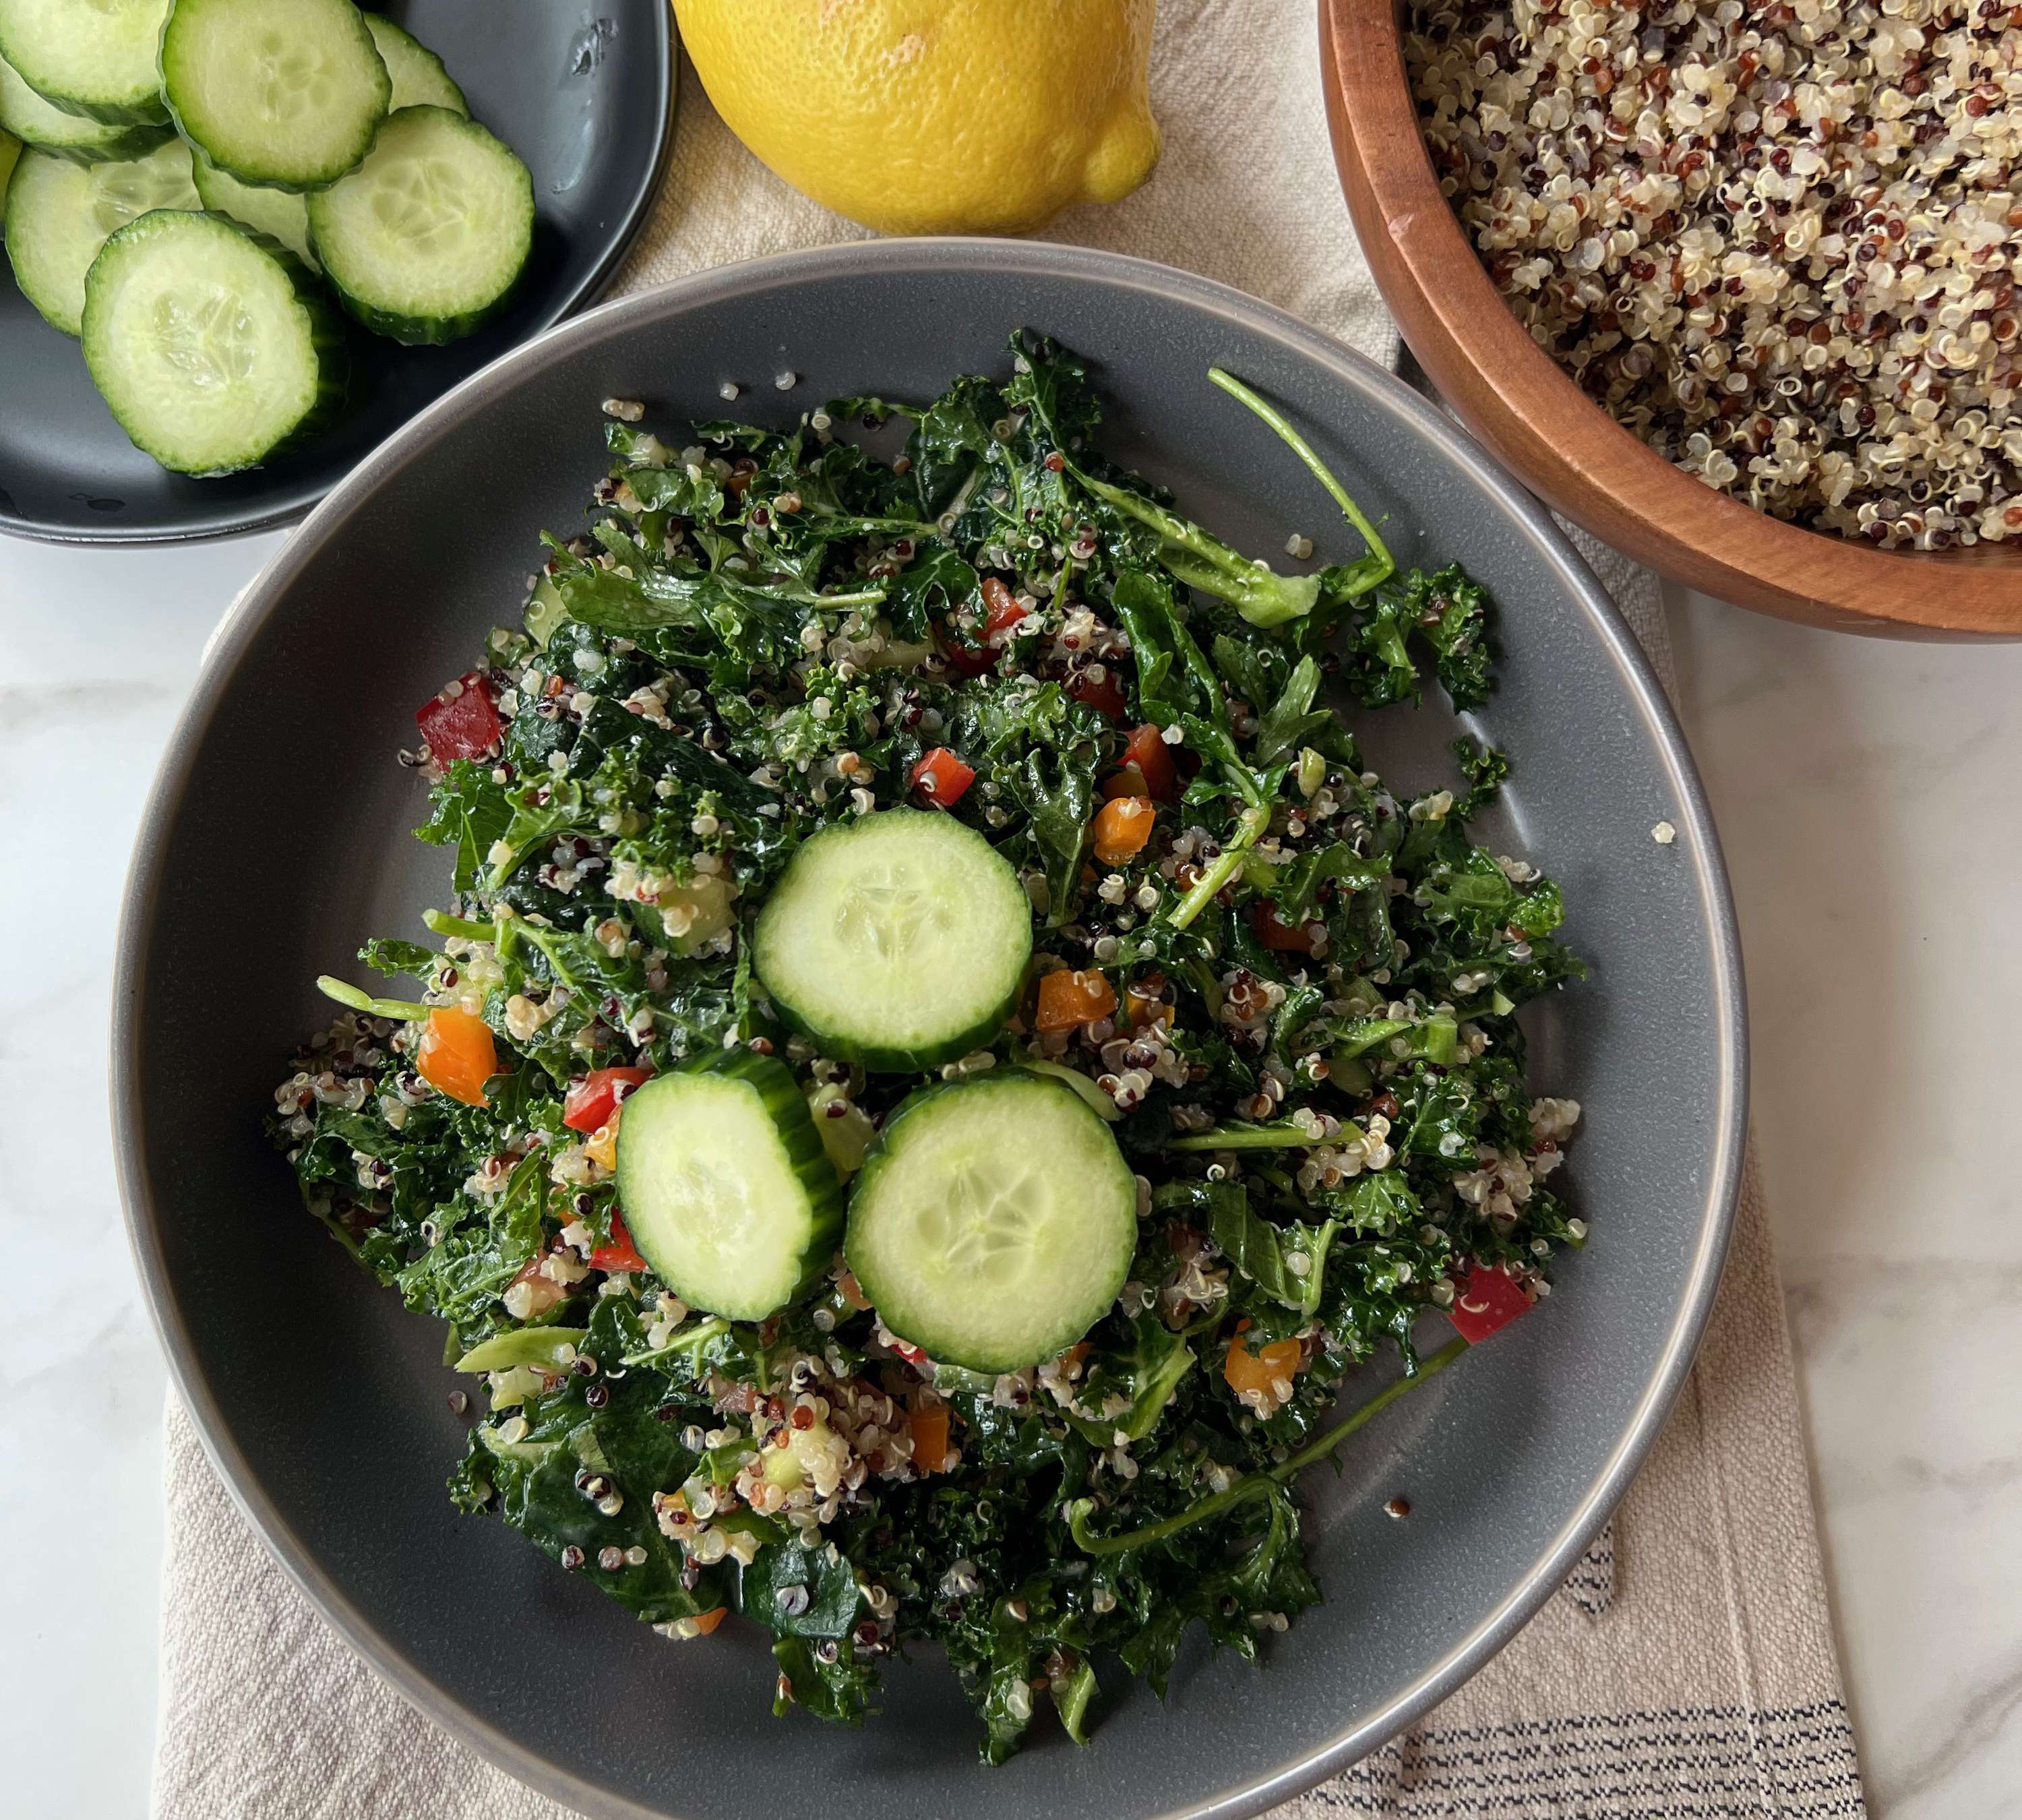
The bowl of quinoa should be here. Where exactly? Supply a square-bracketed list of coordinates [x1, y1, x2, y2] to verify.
[1323, 0, 2022, 634]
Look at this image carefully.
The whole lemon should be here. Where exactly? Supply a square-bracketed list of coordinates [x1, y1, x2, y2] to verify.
[673, 0, 1161, 235]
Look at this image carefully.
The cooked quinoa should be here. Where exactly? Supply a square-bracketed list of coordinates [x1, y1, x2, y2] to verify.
[272, 334, 1588, 1759]
[1407, 0, 2022, 549]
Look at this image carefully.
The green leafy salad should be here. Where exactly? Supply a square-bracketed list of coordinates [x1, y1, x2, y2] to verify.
[271, 332, 1587, 1761]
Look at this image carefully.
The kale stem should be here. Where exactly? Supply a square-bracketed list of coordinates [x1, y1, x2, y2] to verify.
[1066, 1336, 1468, 1557]
[1167, 803, 1269, 929]
[423, 909, 496, 942]
[1206, 368, 1395, 587]
[316, 975, 431, 1022]
[1168, 1119, 1349, 1152]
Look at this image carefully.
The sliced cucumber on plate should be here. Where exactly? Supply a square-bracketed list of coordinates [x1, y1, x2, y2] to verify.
[308, 106, 531, 344]
[614, 1051, 845, 1323]
[190, 146, 317, 269]
[5, 139, 198, 335]
[846, 1073, 1139, 1373]
[161, 0, 390, 191]
[753, 809, 1034, 1071]
[0, 52, 173, 162]
[363, 13, 467, 114]
[0, 0, 173, 125]
[82, 209, 347, 475]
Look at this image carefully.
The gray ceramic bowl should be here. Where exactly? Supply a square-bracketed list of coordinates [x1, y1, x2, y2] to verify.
[115, 241, 1746, 1820]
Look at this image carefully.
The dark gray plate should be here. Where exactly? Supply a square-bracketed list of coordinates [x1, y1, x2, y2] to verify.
[0, 0, 673, 545]
[114, 242, 1746, 1820]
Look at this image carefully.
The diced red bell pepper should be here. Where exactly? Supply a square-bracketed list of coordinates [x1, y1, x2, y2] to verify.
[563, 1065, 654, 1134]
[911, 747, 976, 807]
[1069, 665, 1128, 719]
[415, 671, 502, 763]
[981, 576, 1028, 639]
[1252, 901, 1318, 953]
[589, 1211, 650, 1275]
[1447, 1263, 1535, 1343]
[890, 1337, 929, 1367]
[1124, 723, 1179, 801]
[936, 629, 995, 678]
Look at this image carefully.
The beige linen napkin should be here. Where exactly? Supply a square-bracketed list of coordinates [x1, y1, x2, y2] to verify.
[153, 6, 1868, 1814]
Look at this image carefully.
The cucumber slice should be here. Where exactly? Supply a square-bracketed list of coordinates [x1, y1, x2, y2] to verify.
[306, 105, 531, 344]
[845, 1074, 1138, 1373]
[363, 13, 466, 114]
[0, 0, 172, 125]
[5, 140, 197, 335]
[0, 52, 172, 162]
[614, 1051, 845, 1323]
[752, 809, 1033, 1072]
[81, 209, 347, 475]
[190, 146, 316, 269]
[160, 0, 390, 191]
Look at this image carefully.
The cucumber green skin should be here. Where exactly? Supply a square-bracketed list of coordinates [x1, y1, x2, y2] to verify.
[305, 109, 532, 346]
[362, 13, 466, 115]
[81, 210, 350, 475]
[766, 981, 1022, 1076]
[0, 2, 173, 125]
[160, 0, 390, 192]
[844, 1073, 1138, 1373]
[614, 1048, 845, 1320]
[0, 58, 173, 163]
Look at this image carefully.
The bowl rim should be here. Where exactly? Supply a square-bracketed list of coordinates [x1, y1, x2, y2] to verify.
[111, 237, 1749, 1820]
[0, 5, 679, 551]
[1320, 0, 2022, 638]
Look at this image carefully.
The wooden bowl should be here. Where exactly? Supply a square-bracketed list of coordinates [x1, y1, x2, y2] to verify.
[1321, 0, 2022, 637]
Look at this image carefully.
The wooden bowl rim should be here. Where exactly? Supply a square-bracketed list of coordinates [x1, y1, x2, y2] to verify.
[1321, 0, 2022, 638]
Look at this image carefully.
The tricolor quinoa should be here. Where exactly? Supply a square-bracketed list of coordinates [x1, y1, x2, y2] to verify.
[271, 333, 1585, 1759]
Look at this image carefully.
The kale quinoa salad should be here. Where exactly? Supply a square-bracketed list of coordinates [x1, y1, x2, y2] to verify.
[271, 332, 1587, 1762]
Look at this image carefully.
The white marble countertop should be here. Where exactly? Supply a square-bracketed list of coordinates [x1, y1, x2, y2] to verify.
[1, 528, 2015, 1818]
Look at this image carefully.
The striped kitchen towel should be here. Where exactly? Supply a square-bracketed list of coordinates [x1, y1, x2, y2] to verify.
[153, 4, 1866, 1815]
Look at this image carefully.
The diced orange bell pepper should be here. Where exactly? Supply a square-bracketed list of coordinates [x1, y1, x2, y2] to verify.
[911, 746, 977, 806]
[981, 576, 1027, 638]
[691, 1606, 728, 1635]
[1124, 723, 1179, 801]
[1103, 764, 1150, 801]
[1124, 981, 1174, 1032]
[1093, 795, 1156, 864]
[584, 1110, 622, 1171]
[417, 1006, 495, 1106]
[1252, 901, 1317, 953]
[909, 1403, 952, 1474]
[1225, 1329, 1303, 1399]
[1035, 968, 1117, 1033]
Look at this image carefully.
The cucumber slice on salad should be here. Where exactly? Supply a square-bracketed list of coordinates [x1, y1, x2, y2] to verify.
[845, 1073, 1138, 1374]
[0, 0, 172, 126]
[190, 146, 316, 269]
[614, 1051, 845, 1323]
[0, 53, 172, 162]
[82, 209, 347, 475]
[363, 13, 466, 114]
[752, 809, 1033, 1072]
[160, 0, 390, 191]
[5, 139, 197, 336]
[306, 105, 531, 344]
